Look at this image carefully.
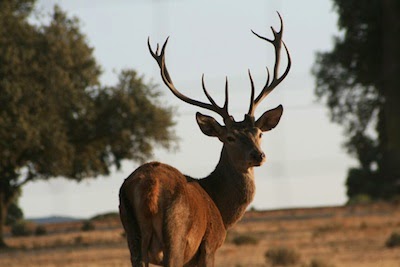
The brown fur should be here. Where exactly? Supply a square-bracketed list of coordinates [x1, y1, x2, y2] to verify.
[119, 110, 285, 267]
[120, 162, 226, 266]
[139, 172, 160, 216]
[119, 115, 278, 266]
[121, 15, 289, 266]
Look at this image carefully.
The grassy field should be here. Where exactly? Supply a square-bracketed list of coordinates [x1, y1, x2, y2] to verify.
[1, 203, 400, 267]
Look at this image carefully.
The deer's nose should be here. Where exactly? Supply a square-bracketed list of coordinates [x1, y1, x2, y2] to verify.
[251, 150, 265, 162]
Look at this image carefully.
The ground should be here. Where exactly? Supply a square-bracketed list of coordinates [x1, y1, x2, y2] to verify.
[1, 203, 399, 267]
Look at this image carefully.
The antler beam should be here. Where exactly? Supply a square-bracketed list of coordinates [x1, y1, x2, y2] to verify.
[147, 38, 231, 121]
[247, 12, 291, 117]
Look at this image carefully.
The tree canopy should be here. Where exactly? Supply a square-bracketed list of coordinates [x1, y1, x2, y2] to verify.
[313, 0, 400, 201]
[0, 0, 176, 247]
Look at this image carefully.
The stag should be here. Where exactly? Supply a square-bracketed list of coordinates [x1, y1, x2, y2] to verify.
[119, 13, 291, 267]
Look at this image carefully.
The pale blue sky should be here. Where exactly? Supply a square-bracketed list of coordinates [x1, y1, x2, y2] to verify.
[21, 0, 356, 218]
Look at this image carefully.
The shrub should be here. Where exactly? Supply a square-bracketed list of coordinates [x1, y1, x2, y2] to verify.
[385, 232, 400, 248]
[35, 225, 47, 236]
[346, 194, 372, 205]
[74, 235, 84, 245]
[232, 234, 259, 246]
[265, 246, 300, 266]
[302, 258, 335, 267]
[359, 221, 368, 230]
[81, 220, 95, 231]
[11, 221, 33, 237]
[313, 222, 342, 236]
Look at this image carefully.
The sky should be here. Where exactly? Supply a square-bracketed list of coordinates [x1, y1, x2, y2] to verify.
[21, 0, 357, 219]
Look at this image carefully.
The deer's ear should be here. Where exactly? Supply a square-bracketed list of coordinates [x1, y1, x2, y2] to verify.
[196, 112, 225, 137]
[255, 105, 283, 132]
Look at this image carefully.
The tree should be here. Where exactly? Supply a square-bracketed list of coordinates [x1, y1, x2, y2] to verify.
[313, 0, 400, 201]
[6, 201, 24, 226]
[0, 1, 176, 248]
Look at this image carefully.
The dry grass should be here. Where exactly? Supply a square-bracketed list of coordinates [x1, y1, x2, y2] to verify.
[1, 203, 400, 267]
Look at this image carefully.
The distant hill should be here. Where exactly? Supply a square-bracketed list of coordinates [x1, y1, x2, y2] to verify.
[90, 212, 119, 221]
[27, 216, 83, 224]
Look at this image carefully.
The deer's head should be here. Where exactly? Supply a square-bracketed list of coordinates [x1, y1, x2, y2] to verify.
[148, 13, 291, 172]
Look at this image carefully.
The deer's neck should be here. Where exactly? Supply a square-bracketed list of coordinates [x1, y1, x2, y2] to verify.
[199, 146, 256, 229]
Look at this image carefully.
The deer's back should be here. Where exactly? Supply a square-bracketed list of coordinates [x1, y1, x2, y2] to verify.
[120, 161, 226, 263]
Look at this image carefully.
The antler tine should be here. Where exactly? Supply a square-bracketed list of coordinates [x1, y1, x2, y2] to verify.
[201, 75, 217, 108]
[247, 69, 255, 115]
[223, 76, 229, 111]
[201, 74, 230, 119]
[248, 12, 291, 117]
[148, 37, 231, 120]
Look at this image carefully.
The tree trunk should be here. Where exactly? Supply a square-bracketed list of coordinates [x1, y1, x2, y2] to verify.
[0, 182, 16, 249]
[381, 0, 400, 196]
[0, 194, 8, 248]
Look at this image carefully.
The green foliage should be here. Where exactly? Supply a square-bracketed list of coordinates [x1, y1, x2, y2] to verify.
[312, 0, 382, 171]
[11, 221, 33, 237]
[231, 234, 259, 246]
[313, 1, 382, 138]
[265, 246, 300, 266]
[0, 0, 35, 19]
[385, 232, 400, 248]
[0, 6, 175, 181]
[347, 193, 372, 205]
[0, 0, 176, 246]
[91, 70, 176, 169]
[6, 201, 23, 226]
[312, 0, 400, 200]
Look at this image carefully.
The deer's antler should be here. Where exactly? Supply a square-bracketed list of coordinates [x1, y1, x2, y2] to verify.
[148, 38, 231, 122]
[247, 12, 291, 117]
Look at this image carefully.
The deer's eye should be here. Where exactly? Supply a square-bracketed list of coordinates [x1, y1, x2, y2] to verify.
[259, 133, 263, 138]
[226, 136, 236, 143]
